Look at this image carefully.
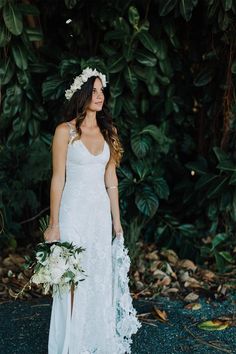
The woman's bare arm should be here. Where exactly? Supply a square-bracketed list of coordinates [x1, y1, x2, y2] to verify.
[104, 157, 123, 237]
[44, 123, 69, 242]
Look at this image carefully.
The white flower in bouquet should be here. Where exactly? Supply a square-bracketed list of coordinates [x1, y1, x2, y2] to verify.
[31, 266, 51, 284]
[29, 241, 86, 296]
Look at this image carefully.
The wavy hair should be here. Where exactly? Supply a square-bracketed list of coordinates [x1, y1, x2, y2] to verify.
[63, 76, 124, 166]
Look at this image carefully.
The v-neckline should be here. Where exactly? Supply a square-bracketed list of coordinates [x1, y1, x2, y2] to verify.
[67, 122, 106, 157]
[79, 139, 106, 157]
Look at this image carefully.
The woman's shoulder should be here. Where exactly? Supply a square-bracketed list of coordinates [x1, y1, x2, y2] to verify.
[55, 121, 75, 133]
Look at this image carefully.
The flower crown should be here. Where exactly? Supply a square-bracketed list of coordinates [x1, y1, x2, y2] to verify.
[65, 67, 107, 100]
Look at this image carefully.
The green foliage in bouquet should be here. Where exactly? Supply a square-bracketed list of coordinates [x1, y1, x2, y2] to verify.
[23, 240, 86, 297]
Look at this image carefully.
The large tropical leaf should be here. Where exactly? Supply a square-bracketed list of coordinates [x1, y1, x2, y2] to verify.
[3, 2, 23, 35]
[124, 66, 138, 94]
[130, 133, 152, 158]
[135, 186, 159, 217]
[11, 43, 28, 70]
[0, 58, 14, 85]
[135, 49, 157, 67]
[138, 31, 159, 55]
[42, 76, 65, 100]
[151, 177, 170, 200]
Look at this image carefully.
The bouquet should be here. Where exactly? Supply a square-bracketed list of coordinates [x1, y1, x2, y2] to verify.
[23, 241, 87, 297]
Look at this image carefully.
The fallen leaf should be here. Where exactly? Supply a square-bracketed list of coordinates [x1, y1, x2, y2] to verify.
[198, 319, 229, 331]
[184, 292, 199, 302]
[153, 306, 168, 321]
[184, 303, 202, 310]
[177, 259, 197, 272]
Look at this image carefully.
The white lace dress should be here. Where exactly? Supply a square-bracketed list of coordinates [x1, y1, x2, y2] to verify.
[48, 123, 141, 354]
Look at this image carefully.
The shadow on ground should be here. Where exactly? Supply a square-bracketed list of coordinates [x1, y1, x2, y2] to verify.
[0, 295, 235, 354]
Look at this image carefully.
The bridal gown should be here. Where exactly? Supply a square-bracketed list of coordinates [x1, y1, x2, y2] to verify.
[48, 122, 141, 354]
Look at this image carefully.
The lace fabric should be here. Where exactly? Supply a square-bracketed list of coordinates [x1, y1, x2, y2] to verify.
[112, 236, 142, 354]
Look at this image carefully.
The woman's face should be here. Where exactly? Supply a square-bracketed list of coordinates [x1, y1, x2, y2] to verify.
[87, 77, 105, 112]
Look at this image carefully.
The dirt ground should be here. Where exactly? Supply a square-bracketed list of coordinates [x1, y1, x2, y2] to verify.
[0, 294, 235, 354]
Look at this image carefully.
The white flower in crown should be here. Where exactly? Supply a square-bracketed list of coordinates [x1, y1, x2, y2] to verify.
[65, 67, 107, 100]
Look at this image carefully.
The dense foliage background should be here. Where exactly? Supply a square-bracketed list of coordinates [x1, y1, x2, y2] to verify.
[1, 0, 236, 272]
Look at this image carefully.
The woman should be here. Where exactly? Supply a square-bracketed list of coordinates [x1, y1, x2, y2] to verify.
[44, 67, 141, 354]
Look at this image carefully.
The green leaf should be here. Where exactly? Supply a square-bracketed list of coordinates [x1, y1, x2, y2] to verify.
[42, 76, 65, 100]
[136, 49, 157, 67]
[107, 56, 126, 73]
[147, 81, 160, 96]
[135, 186, 159, 217]
[194, 67, 214, 86]
[177, 224, 196, 237]
[213, 147, 229, 162]
[28, 119, 40, 138]
[110, 73, 123, 98]
[119, 178, 135, 196]
[138, 31, 159, 55]
[110, 96, 122, 118]
[156, 73, 170, 85]
[11, 43, 28, 70]
[131, 133, 151, 158]
[117, 165, 133, 180]
[0, 58, 15, 85]
[216, 160, 236, 172]
[152, 177, 169, 200]
[218, 251, 234, 263]
[20, 98, 32, 122]
[29, 62, 48, 73]
[159, 58, 173, 77]
[156, 40, 168, 60]
[198, 320, 229, 331]
[122, 97, 138, 117]
[221, 0, 232, 11]
[17, 70, 31, 89]
[133, 65, 149, 81]
[210, 233, 228, 251]
[140, 124, 161, 141]
[159, 0, 177, 16]
[0, 23, 11, 47]
[3, 85, 22, 117]
[229, 172, 236, 185]
[130, 160, 149, 180]
[195, 174, 218, 190]
[124, 66, 138, 94]
[25, 27, 43, 41]
[207, 177, 228, 199]
[128, 6, 140, 27]
[3, 2, 23, 36]
[179, 0, 198, 22]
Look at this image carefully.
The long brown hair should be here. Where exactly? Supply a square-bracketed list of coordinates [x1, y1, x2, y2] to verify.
[63, 76, 124, 166]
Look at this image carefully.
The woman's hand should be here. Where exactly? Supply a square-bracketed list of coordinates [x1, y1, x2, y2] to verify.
[43, 225, 60, 243]
[113, 221, 123, 239]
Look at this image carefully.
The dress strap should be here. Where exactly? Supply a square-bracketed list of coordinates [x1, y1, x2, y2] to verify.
[66, 122, 77, 142]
